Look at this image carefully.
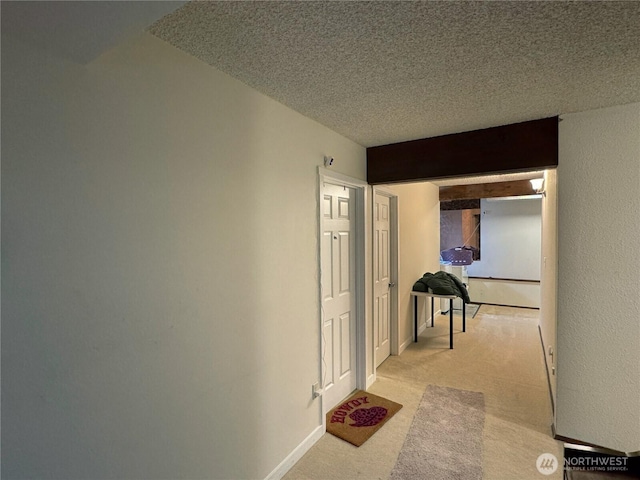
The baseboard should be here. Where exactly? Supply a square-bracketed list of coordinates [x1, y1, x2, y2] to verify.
[366, 372, 376, 389]
[264, 425, 324, 480]
[418, 309, 441, 335]
[398, 336, 412, 354]
[399, 309, 442, 355]
[416, 309, 441, 338]
[472, 300, 540, 310]
[537, 324, 555, 415]
[417, 321, 428, 336]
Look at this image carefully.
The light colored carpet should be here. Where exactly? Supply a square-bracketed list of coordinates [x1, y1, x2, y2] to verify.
[283, 305, 563, 480]
[451, 303, 481, 318]
[390, 385, 484, 480]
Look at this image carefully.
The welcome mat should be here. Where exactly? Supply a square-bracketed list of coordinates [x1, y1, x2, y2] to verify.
[326, 390, 403, 447]
[390, 385, 485, 480]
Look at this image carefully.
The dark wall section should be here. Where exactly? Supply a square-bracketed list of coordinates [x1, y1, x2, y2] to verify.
[367, 117, 558, 184]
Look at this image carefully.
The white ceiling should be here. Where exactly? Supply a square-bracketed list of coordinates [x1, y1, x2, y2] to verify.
[149, 1, 640, 148]
[4, 1, 638, 153]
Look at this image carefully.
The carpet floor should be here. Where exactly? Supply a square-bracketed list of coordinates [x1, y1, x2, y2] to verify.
[283, 305, 563, 480]
[390, 385, 484, 480]
[449, 302, 481, 319]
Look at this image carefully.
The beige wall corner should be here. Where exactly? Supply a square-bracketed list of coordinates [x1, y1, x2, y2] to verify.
[386, 182, 441, 351]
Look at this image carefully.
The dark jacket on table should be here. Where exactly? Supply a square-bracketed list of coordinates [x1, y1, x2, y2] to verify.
[412, 271, 470, 304]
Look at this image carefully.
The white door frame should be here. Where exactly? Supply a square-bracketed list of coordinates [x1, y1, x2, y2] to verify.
[372, 187, 400, 357]
[317, 167, 368, 417]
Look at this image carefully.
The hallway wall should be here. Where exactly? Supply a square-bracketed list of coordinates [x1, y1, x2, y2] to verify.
[1, 29, 365, 479]
[392, 182, 441, 350]
[539, 169, 558, 409]
[557, 102, 640, 452]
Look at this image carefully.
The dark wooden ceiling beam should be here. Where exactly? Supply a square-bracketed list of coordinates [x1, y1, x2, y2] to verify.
[439, 180, 538, 201]
[366, 117, 558, 184]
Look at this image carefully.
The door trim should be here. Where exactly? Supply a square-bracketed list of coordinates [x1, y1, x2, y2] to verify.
[372, 187, 399, 358]
[317, 167, 368, 419]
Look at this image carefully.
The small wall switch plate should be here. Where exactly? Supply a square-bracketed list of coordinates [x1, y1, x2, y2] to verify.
[312, 383, 322, 398]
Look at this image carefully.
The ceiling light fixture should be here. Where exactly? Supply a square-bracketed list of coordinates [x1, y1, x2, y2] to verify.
[530, 178, 545, 195]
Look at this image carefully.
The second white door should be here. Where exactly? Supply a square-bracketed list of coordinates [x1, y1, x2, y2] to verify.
[374, 193, 391, 367]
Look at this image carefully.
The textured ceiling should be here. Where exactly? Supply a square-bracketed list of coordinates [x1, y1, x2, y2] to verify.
[150, 1, 640, 148]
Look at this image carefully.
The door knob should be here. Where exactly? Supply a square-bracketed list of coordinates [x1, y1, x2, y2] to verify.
[389, 282, 396, 288]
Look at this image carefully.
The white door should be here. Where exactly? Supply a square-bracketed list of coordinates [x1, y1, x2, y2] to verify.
[321, 183, 357, 410]
[374, 193, 391, 367]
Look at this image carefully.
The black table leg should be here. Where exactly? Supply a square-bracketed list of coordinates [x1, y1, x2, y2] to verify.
[414, 296, 418, 342]
[449, 298, 454, 349]
[463, 302, 466, 332]
[431, 297, 434, 327]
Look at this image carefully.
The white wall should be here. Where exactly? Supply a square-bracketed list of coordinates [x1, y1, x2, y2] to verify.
[467, 197, 542, 281]
[1, 28, 366, 480]
[539, 169, 558, 409]
[390, 182, 441, 351]
[465, 197, 542, 308]
[467, 278, 540, 308]
[557, 103, 640, 453]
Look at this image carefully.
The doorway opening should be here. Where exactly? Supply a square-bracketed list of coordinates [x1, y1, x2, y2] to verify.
[436, 173, 546, 311]
[431, 169, 558, 416]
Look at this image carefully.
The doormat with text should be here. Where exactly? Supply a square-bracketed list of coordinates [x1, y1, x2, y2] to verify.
[326, 390, 402, 447]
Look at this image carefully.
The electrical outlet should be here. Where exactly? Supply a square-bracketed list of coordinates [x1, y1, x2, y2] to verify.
[312, 383, 322, 398]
